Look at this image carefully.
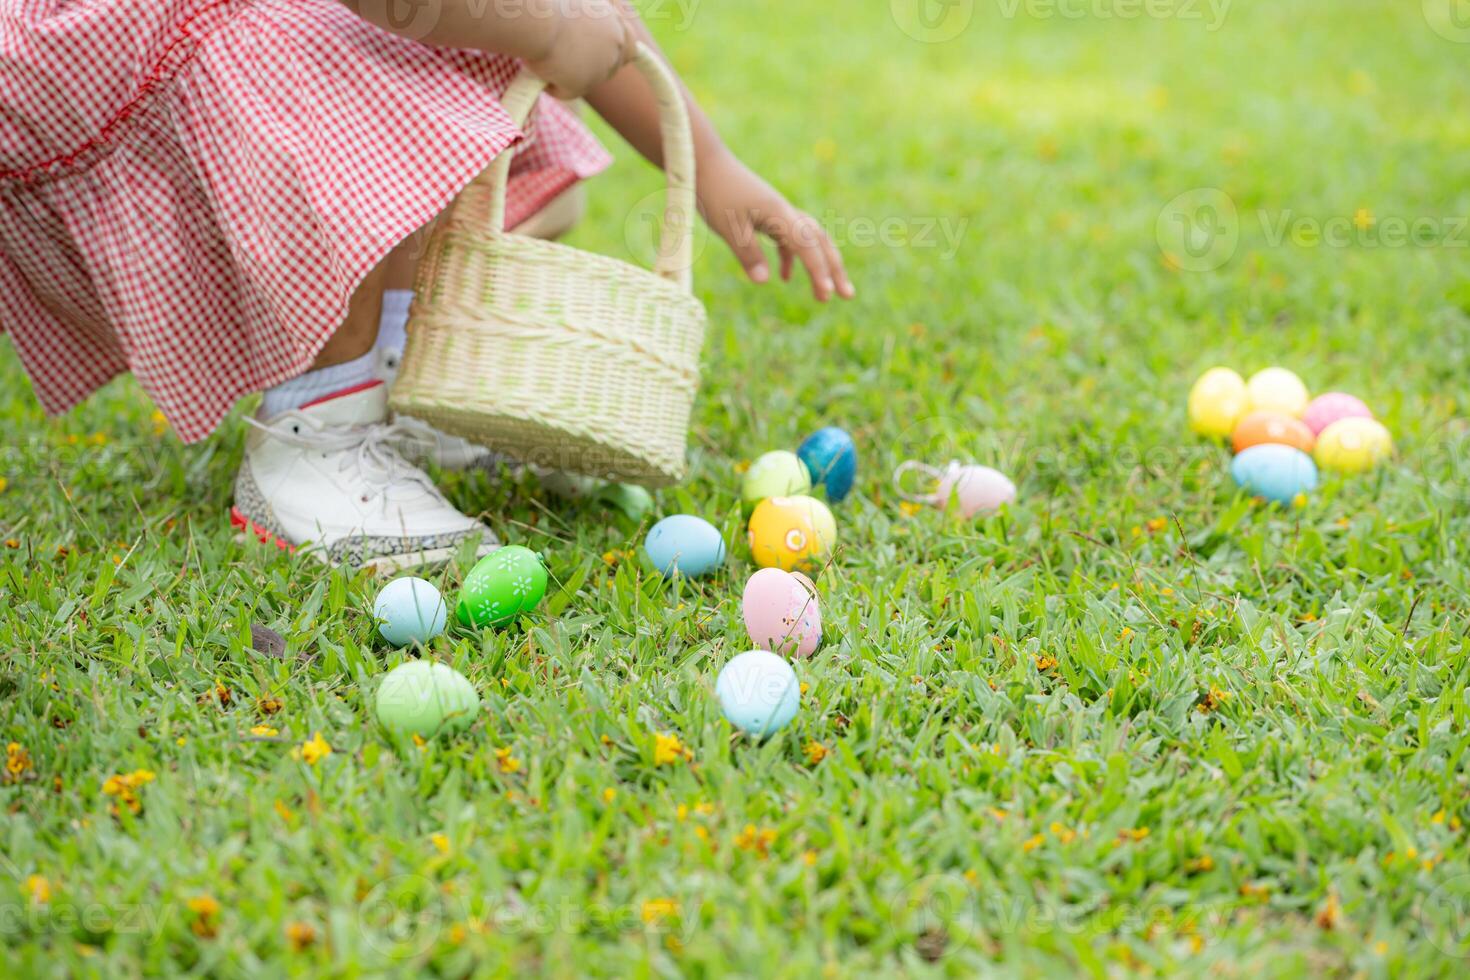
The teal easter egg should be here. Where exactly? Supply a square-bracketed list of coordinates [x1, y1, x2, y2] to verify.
[373, 577, 447, 646]
[645, 514, 726, 577]
[715, 650, 800, 738]
[1231, 444, 1318, 504]
[741, 451, 811, 511]
[797, 427, 858, 503]
[455, 546, 548, 628]
[375, 660, 480, 739]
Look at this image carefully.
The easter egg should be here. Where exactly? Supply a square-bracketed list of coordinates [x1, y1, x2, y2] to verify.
[1245, 367, 1310, 418]
[1230, 411, 1316, 455]
[375, 660, 480, 739]
[797, 427, 858, 503]
[645, 514, 727, 577]
[373, 577, 448, 646]
[1230, 444, 1318, 504]
[1188, 367, 1249, 438]
[1314, 417, 1392, 474]
[598, 483, 655, 521]
[742, 568, 822, 658]
[936, 465, 1016, 518]
[1302, 392, 1373, 436]
[456, 546, 548, 628]
[741, 451, 811, 511]
[748, 495, 837, 573]
[716, 650, 800, 738]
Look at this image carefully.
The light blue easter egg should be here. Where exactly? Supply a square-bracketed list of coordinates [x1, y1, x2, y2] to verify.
[373, 577, 448, 646]
[645, 515, 727, 577]
[797, 427, 858, 503]
[716, 650, 800, 738]
[1230, 444, 1318, 504]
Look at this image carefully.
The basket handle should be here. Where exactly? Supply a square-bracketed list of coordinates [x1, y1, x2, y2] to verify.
[484, 42, 696, 292]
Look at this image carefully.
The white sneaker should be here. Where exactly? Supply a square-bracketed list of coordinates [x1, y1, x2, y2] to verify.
[377, 343, 500, 471]
[232, 383, 498, 571]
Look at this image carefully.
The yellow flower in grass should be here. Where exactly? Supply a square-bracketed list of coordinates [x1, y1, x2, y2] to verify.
[1049, 822, 1076, 844]
[495, 747, 522, 774]
[23, 875, 51, 904]
[5, 742, 33, 782]
[1022, 834, 1045, 853]
[1116, 827, 1150, 843]
[293, 732, 332, 766]
[285, 921, 316, 951]
[101, 769, 155, 815]
[250, 725, 278, 738]
[0, 476, 8, 493]
[804, 741, 829, 766]
[734, 824, 777, 856]
[898, 500, 924, 517]
[187, 894, 220, 938]
[431, 833, 451, 855]
[654, 733, 685, 766]
[602, 788, 617, 804]
[641, 898, 679, 926]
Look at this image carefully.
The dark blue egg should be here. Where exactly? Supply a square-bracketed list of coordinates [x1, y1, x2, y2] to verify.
[797, 427, 858, 503]
[1230, 444, 1318, 504]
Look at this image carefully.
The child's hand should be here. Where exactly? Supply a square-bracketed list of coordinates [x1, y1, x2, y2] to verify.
[697, 152, 855, 302]
[528, 1, 639, 101]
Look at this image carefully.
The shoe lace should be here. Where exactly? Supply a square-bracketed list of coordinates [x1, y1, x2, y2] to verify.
[246, 416, 445, 507]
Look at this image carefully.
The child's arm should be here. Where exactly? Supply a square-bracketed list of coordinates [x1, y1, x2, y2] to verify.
[342, 0, 637, 99]
[587, 18, 854, 302]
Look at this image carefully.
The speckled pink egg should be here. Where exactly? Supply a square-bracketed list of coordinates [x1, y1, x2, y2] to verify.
[741, 568, 822, 658]
[936, 465, 1017, 518]
[1302, 392, 1373, 436]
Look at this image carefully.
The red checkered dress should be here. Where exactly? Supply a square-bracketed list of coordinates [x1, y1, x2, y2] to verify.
[0, 0, 610, 442]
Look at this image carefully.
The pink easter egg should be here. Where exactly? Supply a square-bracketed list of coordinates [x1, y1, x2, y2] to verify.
[1301, 392, 1373, 436]
[741, 567, 822, 658]
[936, 465, 1017, 518]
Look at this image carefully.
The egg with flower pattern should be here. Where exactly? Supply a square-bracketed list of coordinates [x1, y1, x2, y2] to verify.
[456, 546, 548, 628]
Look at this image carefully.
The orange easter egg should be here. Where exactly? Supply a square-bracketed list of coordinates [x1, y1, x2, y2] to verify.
[1230, 411, 1315, 455]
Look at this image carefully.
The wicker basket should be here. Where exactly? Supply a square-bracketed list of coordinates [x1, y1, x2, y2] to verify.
[390, 44, 706, 487]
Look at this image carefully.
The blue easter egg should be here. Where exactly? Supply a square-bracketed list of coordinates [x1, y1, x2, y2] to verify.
[374, 577, 448, 646]
[716, 650, 800, 738]
[797, 427, 858, 503]
[645, 515, 727, 577]
[1230, 444, 1318, 504]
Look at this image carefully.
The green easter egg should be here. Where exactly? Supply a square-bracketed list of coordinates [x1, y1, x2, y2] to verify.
[375, 660, 480, 739]
[741, 451, 811, 512]
[455, 546, 548, 628]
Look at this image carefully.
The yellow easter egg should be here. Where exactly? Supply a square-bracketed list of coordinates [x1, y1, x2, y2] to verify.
[1245, 367, 1310, 418]
[1314, 417, 1392, 474]
[1187, 367, 1248, 438]
[747, 495, 837, 573]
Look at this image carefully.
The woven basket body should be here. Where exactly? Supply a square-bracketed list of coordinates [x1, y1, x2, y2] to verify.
[391, 46, 706, 487]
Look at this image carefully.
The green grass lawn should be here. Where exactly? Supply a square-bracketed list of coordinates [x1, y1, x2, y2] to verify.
[5, 1, 1470, 975]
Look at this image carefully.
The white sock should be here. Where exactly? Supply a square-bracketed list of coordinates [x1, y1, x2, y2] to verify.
[375, 289, 414, 383]
[261, 350, 380, 417]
